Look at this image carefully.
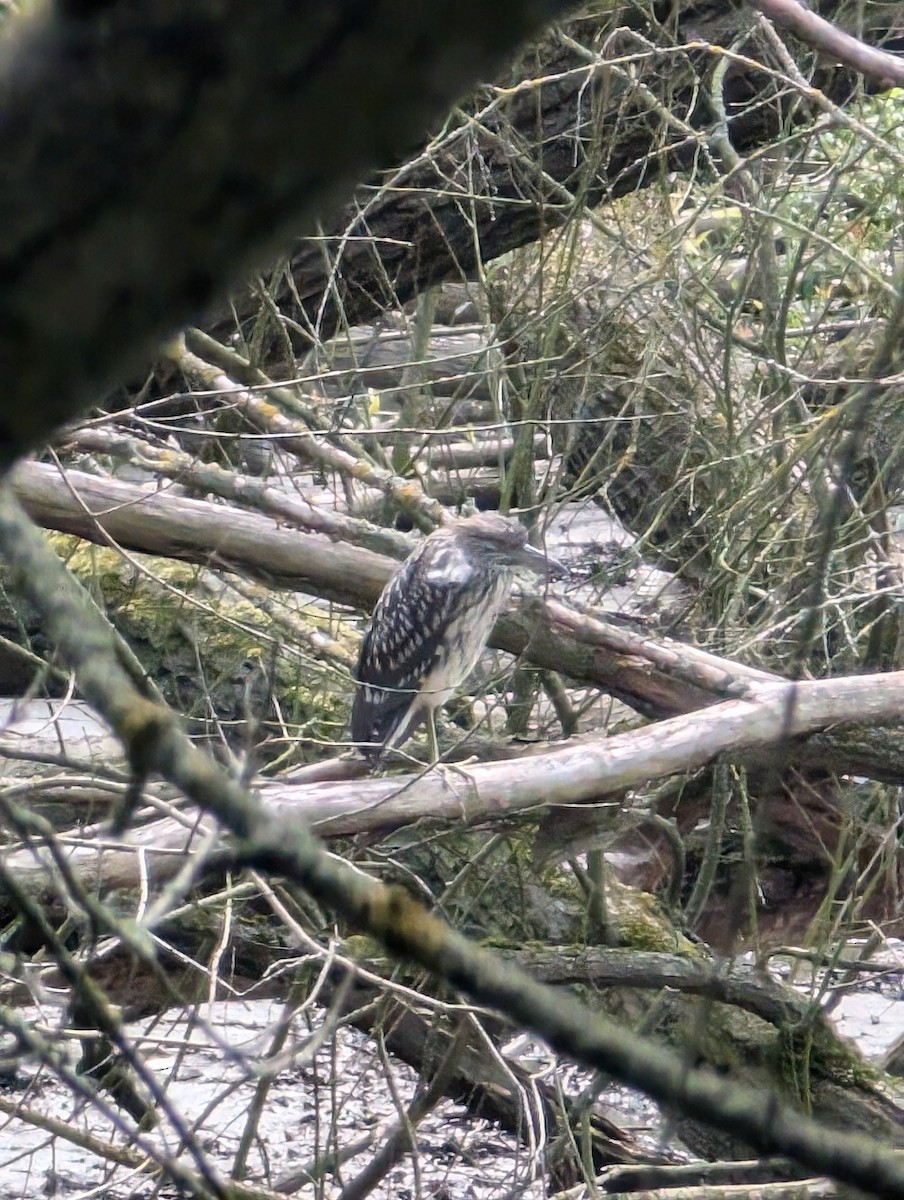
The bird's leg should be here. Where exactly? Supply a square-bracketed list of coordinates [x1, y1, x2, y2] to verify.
[423, 707, 480, 790]
[426, 708, 441, 765]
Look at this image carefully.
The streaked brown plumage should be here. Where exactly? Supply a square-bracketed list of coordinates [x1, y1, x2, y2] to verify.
[351, 513, 558, 760]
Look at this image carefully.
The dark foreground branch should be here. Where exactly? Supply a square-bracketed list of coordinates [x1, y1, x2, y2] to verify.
[0, 0, 572, 470]
[1, 490, 904, 1196]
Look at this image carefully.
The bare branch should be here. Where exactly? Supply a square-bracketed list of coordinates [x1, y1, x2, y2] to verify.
[5, 667, 904, 896]
[750, 0, 904, 88]
[13, 461, 904, 781]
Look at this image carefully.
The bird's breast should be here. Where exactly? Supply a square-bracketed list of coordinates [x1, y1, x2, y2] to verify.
[419, 576, 512, 704]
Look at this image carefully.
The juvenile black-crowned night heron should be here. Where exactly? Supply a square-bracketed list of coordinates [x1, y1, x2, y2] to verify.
[351, 512, 560, 761]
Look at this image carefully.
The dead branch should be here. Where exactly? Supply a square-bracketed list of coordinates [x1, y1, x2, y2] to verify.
[171, 338, 449, 533]
[5, 668, 904, 902]
[509, 948, 819, 1031]
[236, 4, 902, 345]
[750, 0, 904, 88]
[65, 425, 414, 561]
[12, 460, 390, 608]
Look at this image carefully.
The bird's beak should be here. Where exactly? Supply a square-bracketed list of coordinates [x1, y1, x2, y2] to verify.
[514, 542, 570, 579]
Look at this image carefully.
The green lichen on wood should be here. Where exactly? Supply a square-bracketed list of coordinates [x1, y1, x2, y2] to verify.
[3, 534, 350, 760]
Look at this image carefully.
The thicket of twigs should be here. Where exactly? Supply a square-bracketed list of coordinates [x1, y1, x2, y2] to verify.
[2, 2, 904, 1197]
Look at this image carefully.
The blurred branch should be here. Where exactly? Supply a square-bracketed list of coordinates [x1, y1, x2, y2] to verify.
[0, 0, 572, 470]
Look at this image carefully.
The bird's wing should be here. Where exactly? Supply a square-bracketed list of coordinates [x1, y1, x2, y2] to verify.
[350, 562, 470, 750]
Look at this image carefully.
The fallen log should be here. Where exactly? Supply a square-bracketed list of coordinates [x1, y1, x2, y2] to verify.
[3, 669, 904, 902]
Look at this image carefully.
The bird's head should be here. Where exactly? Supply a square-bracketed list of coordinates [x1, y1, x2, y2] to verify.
[452, 512, 568, 578]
